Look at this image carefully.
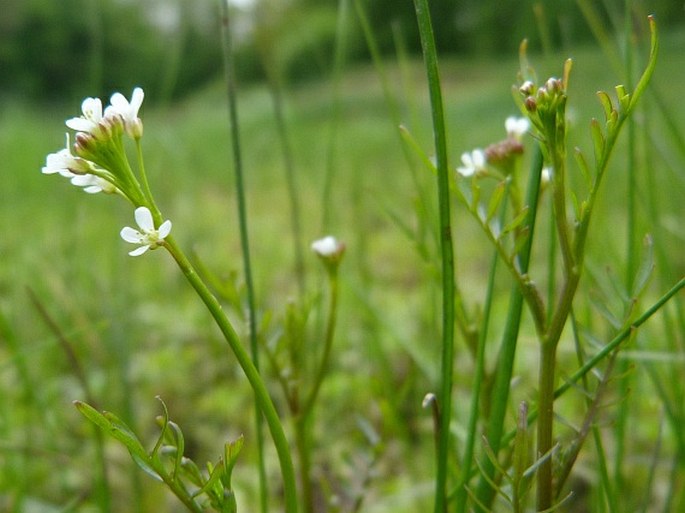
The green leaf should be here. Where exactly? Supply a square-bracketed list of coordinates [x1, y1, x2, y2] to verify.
[631, 234, 655, 299]
[193, 459, 226, 499]
[168, 421, 185, 480]
[152, 396, 170, 457]
[486, 181, 507, 222]
[615, 84, 630, 112]
[501, 207, 529, 238]
[399, 124, 436, 175]
[74, 401, 161, 480]
[573, 147, 593, 191]
[590, 118, 604, 164]
[224, 435, 244, 479]
[596, 91, 613, 121]
[180, 457, 205, 488]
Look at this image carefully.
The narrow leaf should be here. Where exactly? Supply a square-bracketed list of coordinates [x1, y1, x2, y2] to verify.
[632, 234, 655, 299]
[590, 118, 604, 164]
[596, 91, 613, 121]
[487, 181, 507, 222]
[574, 148, 592, 189]
[501, 207, 529, 237]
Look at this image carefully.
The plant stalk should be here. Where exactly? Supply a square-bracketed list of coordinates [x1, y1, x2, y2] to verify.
[165, 237, 298, 513]
[412, 1, 456, 511]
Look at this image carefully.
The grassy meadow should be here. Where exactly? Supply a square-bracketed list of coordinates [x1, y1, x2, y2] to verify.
[1, 18, 685, 513]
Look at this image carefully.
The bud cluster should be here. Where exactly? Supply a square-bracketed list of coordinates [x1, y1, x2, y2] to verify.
[517, 68, 570, 148]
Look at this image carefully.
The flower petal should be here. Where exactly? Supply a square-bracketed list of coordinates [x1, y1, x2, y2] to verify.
[66, 118, 97, 133]
[134, 207, 154, 231]
[120, 227, 143, 243]
[311, 236, 340, 256]
[130, 88, 144, 116]
[128, 245, 150, 257]
[158, 220, 172, 239]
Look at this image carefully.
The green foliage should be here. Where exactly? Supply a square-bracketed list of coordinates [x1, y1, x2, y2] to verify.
[0, 0, 220, 101]
[75, 398, 243, 512]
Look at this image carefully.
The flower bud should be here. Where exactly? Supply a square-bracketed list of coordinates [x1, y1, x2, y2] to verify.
[519, 80, 535, 96]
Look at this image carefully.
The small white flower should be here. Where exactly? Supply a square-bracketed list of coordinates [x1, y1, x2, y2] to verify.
[505, 116, 530, 140]
[311, 236, 344, 257]
[456, 149, 486, 177]
[66, 97, 105, 134]
[70, 174, 118, 194]
[105, 87, 144, 138]
[42, 134, 93, 177]
[120, 206, 172, 256]
[541, 166, 552, 184]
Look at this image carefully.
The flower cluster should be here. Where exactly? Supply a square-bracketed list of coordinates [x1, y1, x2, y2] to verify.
[456, 116, 530, 179]
[42, 88, 172, 256]
[42, 88, 145, 197]
[518, 71, 569, 145]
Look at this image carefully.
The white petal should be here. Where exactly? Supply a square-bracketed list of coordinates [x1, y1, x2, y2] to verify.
[108, 92, 128, 112]
[83, 185, 102, 194]
[66, 117, 97, 133]
[120, 226, 143, 243]
[130, 88, 144, 115]
[158, 220, 172, 239]
[456, 166, 474, 177]
[472, 149, 485, 168]
[311, 236, 339, 256]
[81, 97, 103, 120]
[128, 245, 150, 257]
[134, 207, 154, 231]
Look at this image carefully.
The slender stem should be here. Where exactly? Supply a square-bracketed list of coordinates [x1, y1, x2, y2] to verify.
[495, 276, 684, 452]
[301, 272, 339, 416]
[135, 139, 155, 209]
[536, 341, 557, 510]
[164, 237, 298, 513]
[296, 268, 340, 513]
[219, 2, 269, 512]
[454, 180, 510, 512]
[473, 148, 544, 510]
[412, 1, 455, 511]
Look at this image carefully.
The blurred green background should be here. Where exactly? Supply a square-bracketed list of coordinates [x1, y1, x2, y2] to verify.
[1, 0, 683, 102]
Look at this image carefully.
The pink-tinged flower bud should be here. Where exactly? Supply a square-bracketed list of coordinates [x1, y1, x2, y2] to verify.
[545, 77, 562, 94]
[525, 96, 537, 112]
[519, 80, 535, 96]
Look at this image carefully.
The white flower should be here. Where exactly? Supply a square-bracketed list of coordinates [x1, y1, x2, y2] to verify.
[541, 166, 552, 185]
[311, 236, 343, 257]
[70, 174, 118, 194]
[105, 87, 144, 138]
[505, 116, 530, 140]
[66, 97, 105, 134]
[457, 149, 486, 177]
[42, 134, 93, 177]
[120, 206, 172, 256]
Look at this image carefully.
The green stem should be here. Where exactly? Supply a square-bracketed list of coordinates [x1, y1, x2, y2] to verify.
[219, 2, 269, 511]
[164, 237, 298, 513]
[536, 341, 557, 510]
[301, 271, 339, 416]
[454, 180, 510, 512]
[473, 148, 544, 510]
[412, 1, 456, 511]
[297, 268, 340, 513]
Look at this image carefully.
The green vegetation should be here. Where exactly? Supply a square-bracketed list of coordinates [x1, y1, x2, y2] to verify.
[1, 4, 684, 512]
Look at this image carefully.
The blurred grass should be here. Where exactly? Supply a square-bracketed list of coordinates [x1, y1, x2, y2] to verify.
[1, 24, 684, 511]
